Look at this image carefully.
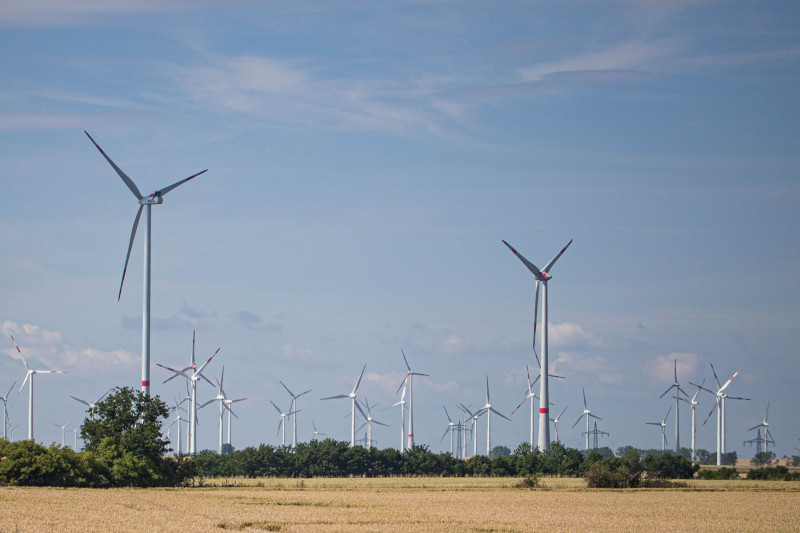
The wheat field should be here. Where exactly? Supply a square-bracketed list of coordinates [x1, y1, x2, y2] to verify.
[1, 478, 798, 532]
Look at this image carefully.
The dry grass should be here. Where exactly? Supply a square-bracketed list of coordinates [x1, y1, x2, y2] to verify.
[1, 477, 798, 532]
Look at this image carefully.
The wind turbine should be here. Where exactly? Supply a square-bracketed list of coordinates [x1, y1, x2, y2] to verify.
[69, 388, 112, 420]
[391, 380, 407, 452]
[511, 364, 560, 448]
[85, 131, 207, 396]
[157, 331, 221, 454]
[659, 360, 688, 452]
[441, 406, 456, 454]
[679, 380, 703, 463]
[571, 389, 601, 451]
[1, 380, 16, 440]
[279, 380, 311, 450]
[270, 400, 298, 448]
[550, 405, 568, 443]
[397, 350, 428, 449]
[52, 420, 71, 447]
[224, 395, 246, 449]
[747, 403, 774, 455]
[692, 364, 749, 465]
[311, 420, 326, 441]
[481, 377, 511, 456]
[10, 334, 66, 441]
[357, 398, 388, 450]
[646, 407, 671, 451]
[72, 427, 79, 451]
[503, 239, 572, 451]
[166, 396, 189, 455]
[198, 367, 230, 454]
[460, 404, 484, 457]
[321, 364, 367, 447]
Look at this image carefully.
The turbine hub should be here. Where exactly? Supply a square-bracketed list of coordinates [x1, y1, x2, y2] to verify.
[141, 195, 163, 205]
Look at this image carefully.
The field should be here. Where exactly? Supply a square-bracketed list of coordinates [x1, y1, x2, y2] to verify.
[1, 477, 799, 532]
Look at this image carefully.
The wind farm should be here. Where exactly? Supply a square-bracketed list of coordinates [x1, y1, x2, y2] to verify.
[1, 1, 799, 531]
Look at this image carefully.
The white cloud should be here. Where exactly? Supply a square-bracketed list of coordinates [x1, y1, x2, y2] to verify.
[551, 351, 620, 385]
[437, 333, 470, 355]
[1, 320, 136, 370]
[549, 322, 605, 350]
[644, 352, 699, 385]
[518, 40, 679, 81]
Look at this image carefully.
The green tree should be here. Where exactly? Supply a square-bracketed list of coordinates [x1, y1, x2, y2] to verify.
[490, 445, 511, 458]
[751, 451, 775, 466]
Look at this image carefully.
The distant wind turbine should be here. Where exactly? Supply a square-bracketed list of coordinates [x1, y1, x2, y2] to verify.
[646, 407, 671, 451]
[692, 364, 749, 465]
[357, 398, 388, 450]
[460, 404, 484, 457]
[1, 380, 16, 440]
[397, 350, 428, 449]
[550, 405, 568, 443]
[10, 334, 66, 441]
[69, 388, 112, 420]
[280, 380, 311, 450]
[659, 360, 688, 452]
[571, 389, 601, 451]
[503, 239, 572, 451]
[311, 420, 326, 441]
[52, 420, 72, 447]
[85, 131, 207, 395]
[198, 367, 230, 454]
[270, 400, 298, 448]
[747, 402, 774, 455]
[679, 380, 704, 463]
[441, 406, 456, 454]
[321, 364, 368, 447]
[481, 377, 511, 456]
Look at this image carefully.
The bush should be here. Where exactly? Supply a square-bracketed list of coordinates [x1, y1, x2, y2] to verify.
[586, 457, 639, 488]
[642, 453, 699, 480]
[697, 467, 739, 480]
[747, 466, 800, 481]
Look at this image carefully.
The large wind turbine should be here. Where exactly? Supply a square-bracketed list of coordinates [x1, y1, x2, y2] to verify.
[280, 380, 311, 450]
[692, 364, 749, 465]
[571, 389, 601, 451]
[198, 367, 231, 455]
[157, 331, 221, 454]
[659, 360, 688, 452]
[503, 239, 572, 451]
[11, 334, 66, 441]
[397, 350, 428, 449]
[511, 364, 561, 448]
[1, 380, 16, 440]
[646, 407, 671, 451]
[321, 364, 367, 447]
[481, 377, 511, 456]
[85, 131, 207, 396]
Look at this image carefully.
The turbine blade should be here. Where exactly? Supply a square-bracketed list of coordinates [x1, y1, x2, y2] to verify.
[532, 279, 540, 352]
[85, 131, 143, 199]
[372, 420, 389, 427]
[10, 335, 29, 371]
[355, 400, 368, 420]
[710, 363, 722, 390]
[269, 400, 282, 414]
[490, 408, 511, 421]
[96, 387, 113, 403]
[702, 403, 717, 426]
[718, 368, 741, 394]
[400, 349, 411, 372]
[69, 396, 91, 408]
[589, 413, 602, 420]
[541, 239, 573, 273]
[583, 389, 587, 410]
[118, 204, 143, 300]
[352, 364, 367, 394]
[659, 384, 676, 399]
[194, 348, 221, 376]
[502, 240, 543, 277]
[396, 374, 408, 395]
[297, 389, 312, 398]
[556, 405, 568, 420]
[443, 405, 452, 423]
[571, 415, 584, 429]
[320, 394, 349, 400]
[154, 169, 207, 197]
[279, 380, 295, 397]
[440, 427, 450, 443]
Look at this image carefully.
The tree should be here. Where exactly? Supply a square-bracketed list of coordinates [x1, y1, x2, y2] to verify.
[490, 445, 511, 458]
[751, 451, 775, 466]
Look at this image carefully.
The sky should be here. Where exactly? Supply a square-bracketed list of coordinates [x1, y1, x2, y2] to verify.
[1, 0, 798, 458]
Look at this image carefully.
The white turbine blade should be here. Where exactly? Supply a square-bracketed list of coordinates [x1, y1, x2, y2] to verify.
[490, 407, 511, 422]
[541, 239, 573, 273]
[717, 368, 741, 394]
[297, 389, 312, 398]
[502, 240, 543, 277]
[709, 363, 722, 390]
[589, 413, 602, 421]
[194, 347, 221, 376]
[321, 394, 349, 401]
[269, 400, 282, 414]
[279, 380, 295, 397]
[659, 384, 676, 399]
[154, 169, 207, 197]
[764, 402, 770, 423]
[396, 374, 408, 395]
[352, 364, 367, 394]
[69, 396, 91, 408]
[156, 363, 191, 384]
[400, 349, 412, 372]
[372, 420, 389, 428]
[355, 400, 368, 420]
[582, 389, 587, 410]
[118, 204, 143, 301]
[556, 405, 568, 420]
[532, 279, 540, 352]
[485, 376, 490, 403]
[571, 414, 584, 429]
[96, 387, 113, 404]
[197, 399, 214, 410]
[10, 335, 29, 371]
[85, 131, 143, 200]
[662, 406, 672, 424]
[443, 405, 453, 423]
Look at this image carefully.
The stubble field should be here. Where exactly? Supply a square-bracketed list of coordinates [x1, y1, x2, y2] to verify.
[1, 477, 798, 532]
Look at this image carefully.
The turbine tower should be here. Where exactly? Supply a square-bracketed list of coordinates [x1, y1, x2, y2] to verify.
[357, 398, 388, 450]
[692, 364, 749, 465]
[11, 334, 66, 441]
[397, 350, 428, 449]
[321, 364, 367, 447]
[270, 400, 298, 448]
[279, 380, 311, 450]
[52, 420, 71, 447]
[503, 239, 572, 451]
[571, 389, 601, 451]
[460, 403, 484, 457]
[197, 367, 231, 455]
[392, 382, 407, 452]
[85, 131, 207, 395]
[441, 406, 456, 454]
[646, 407, 671, 451]
[659, 360, 687, 452]
[679, 381, 703, 462]
[157, 331, 221, 454]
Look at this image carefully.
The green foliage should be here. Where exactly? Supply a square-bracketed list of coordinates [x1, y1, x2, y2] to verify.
[750, 451, 775, 466]
[746, 466, 800, 481]
[586, 457, 638, 488]
[789, 455, 800, 467]
[641, 453, 699, 480]
[490, 445, 511, 458]
[720, 451, 738, 466]
[697, 467, 739, 480]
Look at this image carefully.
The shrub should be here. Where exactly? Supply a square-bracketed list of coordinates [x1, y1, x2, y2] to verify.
[697, 467, 739, 480]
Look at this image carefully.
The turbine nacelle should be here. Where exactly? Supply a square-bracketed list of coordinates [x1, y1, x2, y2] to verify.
[140, 195, 164, 206]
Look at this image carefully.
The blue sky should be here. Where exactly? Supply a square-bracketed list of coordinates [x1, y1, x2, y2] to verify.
[1, 1, 798, 457]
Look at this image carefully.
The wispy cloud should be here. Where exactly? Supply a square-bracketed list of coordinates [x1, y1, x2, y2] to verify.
[643, 352, 699, 384]
[0, 112, 89, 131]
[1, 320, 136, 371]
[552, 351, 620, 385]
[549, 322, 606, 350]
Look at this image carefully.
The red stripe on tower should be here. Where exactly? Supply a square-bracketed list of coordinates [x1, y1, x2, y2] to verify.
[142, 380, 150, 387]
[539, 408, 549, 414]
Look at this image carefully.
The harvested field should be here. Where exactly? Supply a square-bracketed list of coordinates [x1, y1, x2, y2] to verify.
[1, 478, 798, 532]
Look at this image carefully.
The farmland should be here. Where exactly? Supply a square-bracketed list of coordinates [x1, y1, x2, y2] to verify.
[1, 478, 799, 532]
